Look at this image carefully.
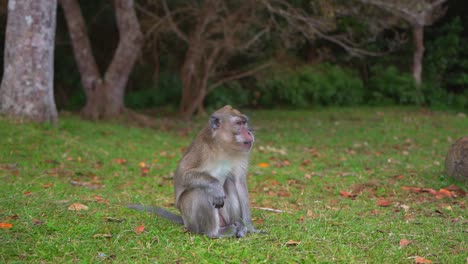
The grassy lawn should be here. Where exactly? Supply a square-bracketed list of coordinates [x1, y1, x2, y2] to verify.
[0, 107, 466, 263]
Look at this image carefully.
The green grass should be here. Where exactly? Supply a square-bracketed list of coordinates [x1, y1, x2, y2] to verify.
[0, 107, 466, 263]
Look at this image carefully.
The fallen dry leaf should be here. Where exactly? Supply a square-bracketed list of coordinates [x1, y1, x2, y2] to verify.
[32, 219, 45, 226]
[339, 190, 357, 199]
[435, 188, 454, 199]
[93, 233, 112, 238]
[307, 209, 317, 218]
[42, 183, 54, 188]
[399, 238, 411, 247]
[444, 184, 466, 197]
[94, 196, 109, 204]
[0, 222, 13, 229]
[69, 180, 103, 189]
[135, 224, 145, 234]
[297, 216, 305, 224]
[68, 203, 89, 211]
[140, 167, 150, 176]
[414, 256, 432, 264]
[277, 190, 291, 197]
[257, 162, 270, 168]
[253, 217, 264, 225]
[4, 214, 19, 221]
[376, 199, 392, 207]
[114, 158, 127, 164]
[285, 240, 301, 246]
[138, 162, 147, 168]
[422, 188, 438, 195]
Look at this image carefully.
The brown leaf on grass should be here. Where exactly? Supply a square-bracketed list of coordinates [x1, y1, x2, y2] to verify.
[376, 199, 392, 207]
[297, 216, 305, 224]
[68, 203, 89, 211]
[339, 190, 357, 199]
[93, 233, 112, 238]
[399, 238, 411, 247]
[277, 190, 291, 197]
[268, 179, 281, 186]
[114, 158, 127, 165]
[444, 184, 466, 197]
[307, 209, 318, 219]
[69, 180, 103, 189]
[140, 167, 150, 176]
[414, 256, 432, 264]
[422, 188, 438, 195]
[4, 214, 19, 221]
[403, 186, 461, 199]
[435, 188, 454, 199]
[285, 240, 301, 246]
[402, 186, 423, 193]
[93, 196, 109, 204]
[257, 162, 270, 168]
[253, 217, 264, 225]
[0, 222, 13, 229]
[42, 183, 54, 188]
[32, 219, 45, 226]
[134, 224, 145, 235]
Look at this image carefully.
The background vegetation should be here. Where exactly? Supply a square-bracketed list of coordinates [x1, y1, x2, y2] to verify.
[12, 0, 465, 114]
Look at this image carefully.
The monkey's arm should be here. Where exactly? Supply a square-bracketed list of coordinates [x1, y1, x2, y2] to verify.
[177, 170, 226, 208]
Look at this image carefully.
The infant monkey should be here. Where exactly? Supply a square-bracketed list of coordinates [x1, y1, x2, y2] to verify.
[129, 105, 260, 238]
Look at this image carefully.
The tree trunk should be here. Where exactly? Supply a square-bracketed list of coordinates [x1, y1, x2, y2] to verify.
[412, 23, 424, 86]
[60, 0, 143, 120]
[0, 0, 58, 124]
[179, 43, 204, 119]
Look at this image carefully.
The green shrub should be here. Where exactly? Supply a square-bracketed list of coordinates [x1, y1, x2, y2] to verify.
[367, 65, 423, 105]
[257, 64, 364, 107]
[425, 17, 467, 90]
[125, 72, 181, 109]
[205, 81, 251, 109]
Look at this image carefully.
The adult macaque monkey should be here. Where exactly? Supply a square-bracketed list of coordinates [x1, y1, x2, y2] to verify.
[128, 105, 260, 238]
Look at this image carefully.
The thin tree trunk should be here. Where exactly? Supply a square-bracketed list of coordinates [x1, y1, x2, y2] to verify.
[412, 23, 424, 86]
[60, 0, 143, 120]
[0, 0, 58, 124]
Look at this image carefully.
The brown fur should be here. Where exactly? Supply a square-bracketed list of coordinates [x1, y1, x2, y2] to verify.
[173, 105, 259, 237]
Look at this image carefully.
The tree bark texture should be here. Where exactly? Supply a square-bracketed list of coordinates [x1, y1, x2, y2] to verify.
[412, 23, 424, 86]
[0, 0, 58, 124]
[60, 0, 143, 120]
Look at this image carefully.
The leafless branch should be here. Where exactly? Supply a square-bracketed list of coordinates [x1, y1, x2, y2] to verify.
[161, 0, 188, 42]
[262, 0, 389, 57]
[208, 62, 272, 92]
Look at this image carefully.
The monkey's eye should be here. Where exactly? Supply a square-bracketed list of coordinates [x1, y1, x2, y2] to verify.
[235, 120, 245, 126]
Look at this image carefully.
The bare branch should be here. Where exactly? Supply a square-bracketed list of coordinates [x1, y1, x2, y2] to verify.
[162, 0, 188, 42]
[262, 0, 389, 57]
[239, 27, 270, 51]
[208, 62, 272, 92]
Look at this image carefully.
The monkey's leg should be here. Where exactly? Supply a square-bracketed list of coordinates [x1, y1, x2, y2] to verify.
[178, 189, 235, 238]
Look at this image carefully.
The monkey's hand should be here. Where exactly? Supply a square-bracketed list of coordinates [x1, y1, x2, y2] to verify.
[206, 183, 226, 209]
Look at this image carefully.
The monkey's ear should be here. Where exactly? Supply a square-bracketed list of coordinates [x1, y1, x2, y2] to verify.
[209, 115, 221, 130]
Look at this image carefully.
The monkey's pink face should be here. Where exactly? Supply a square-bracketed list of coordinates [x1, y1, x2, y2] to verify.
[231, 115, 254, 152]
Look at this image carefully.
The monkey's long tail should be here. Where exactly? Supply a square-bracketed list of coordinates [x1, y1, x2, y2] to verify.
[127, 204, 184, 225]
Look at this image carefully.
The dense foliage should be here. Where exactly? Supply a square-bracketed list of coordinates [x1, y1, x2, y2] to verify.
[2, 1, 467, 113]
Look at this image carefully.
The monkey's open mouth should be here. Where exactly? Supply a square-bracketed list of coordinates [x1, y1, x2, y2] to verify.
[242, 141, 253, 149]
